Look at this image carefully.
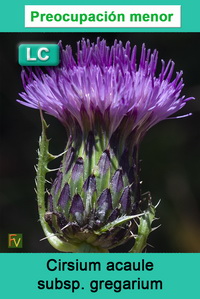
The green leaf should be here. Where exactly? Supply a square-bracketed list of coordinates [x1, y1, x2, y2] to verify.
[129, 204, 156, 253]
[94, 214, 144, 234]
[36, 112, 80, 252]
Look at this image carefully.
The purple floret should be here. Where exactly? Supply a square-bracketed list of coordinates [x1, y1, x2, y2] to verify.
[18, 38, 193, 137]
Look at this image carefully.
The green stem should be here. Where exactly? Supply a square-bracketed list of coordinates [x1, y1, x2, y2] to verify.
[74, 243, 108, 253]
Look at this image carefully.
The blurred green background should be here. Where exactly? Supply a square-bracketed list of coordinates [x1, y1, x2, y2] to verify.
[0, 33, 200, 252]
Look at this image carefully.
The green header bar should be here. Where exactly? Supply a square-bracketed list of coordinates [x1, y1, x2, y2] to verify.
[0, 0, 200, 32]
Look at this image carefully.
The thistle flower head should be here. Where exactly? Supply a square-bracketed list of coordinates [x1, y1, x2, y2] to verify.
[18, 38, 193, 252]
[18, 38, 192, 140]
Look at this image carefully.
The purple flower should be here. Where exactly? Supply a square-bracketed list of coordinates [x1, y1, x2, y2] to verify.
[18, 38, 193, 140]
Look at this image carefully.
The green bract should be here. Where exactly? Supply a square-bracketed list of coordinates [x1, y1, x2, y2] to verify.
[35, 114, 156, 253]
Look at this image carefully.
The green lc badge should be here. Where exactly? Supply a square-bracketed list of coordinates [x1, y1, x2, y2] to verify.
[18, 44, 60, 66]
